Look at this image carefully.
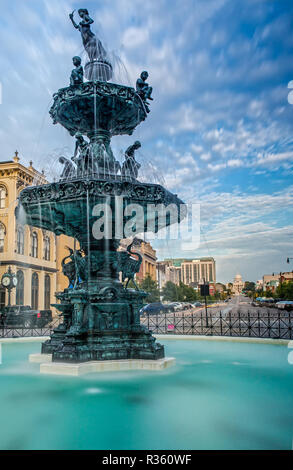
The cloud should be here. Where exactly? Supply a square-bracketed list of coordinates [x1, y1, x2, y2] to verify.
[0, 0, 293, 284]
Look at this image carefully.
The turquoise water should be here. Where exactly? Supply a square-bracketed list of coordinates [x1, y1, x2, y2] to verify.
[0, 339, 292, 450]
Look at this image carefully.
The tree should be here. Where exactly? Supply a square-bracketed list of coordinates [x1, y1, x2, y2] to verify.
[139, 275, 160, 303]
[162, 281, 198, 302]
[162, 281, 179, 302]
[244, 281, 255, 292]
[276, 281, 293, 300]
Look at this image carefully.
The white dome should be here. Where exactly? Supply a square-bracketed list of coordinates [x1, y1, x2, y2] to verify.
[235, 274, 242, 280]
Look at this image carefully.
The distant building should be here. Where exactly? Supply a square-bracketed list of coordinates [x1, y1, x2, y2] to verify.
[263, 272, 293, 293]
[157, 257, 216, 288]
[232, 274, 245, 294]
[0, 153, 75, 314]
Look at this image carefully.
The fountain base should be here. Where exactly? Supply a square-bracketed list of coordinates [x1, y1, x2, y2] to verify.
[29, 355, 175, 376]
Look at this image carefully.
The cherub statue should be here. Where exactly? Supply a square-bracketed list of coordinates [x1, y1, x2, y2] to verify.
[121, 141, 141, 180]
[71, 133, 89, 175]
[136, 71, 153, 113]
[71, 133, 99, 176]
[59, 156, 76, 180]
[70, 56, 83, 86]
[69, 9, 107, 62]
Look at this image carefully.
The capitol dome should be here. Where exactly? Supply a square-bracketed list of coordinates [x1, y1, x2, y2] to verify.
[235, 274, 242, 280]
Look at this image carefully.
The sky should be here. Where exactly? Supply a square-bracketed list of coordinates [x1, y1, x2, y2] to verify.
[0, 0, 293, 283]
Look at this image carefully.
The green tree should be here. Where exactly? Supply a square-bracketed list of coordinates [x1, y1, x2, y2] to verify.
[162, 281, 198, 302]
[162, 281, 179, 302]
[276, 281, 293, 300]
[244, 281, 256, 292]
[139, 275, 160, 303]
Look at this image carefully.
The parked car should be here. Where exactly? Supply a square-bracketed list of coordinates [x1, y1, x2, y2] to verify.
[182, 303, 195, 310]
[193, 301, 203, 307]
[0, 305, 52, 328]
[139, 303, 171, 315]
[276, 301, 293, 311]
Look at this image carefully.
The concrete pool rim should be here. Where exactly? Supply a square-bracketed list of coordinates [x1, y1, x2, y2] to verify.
[0, 334, 291, 346]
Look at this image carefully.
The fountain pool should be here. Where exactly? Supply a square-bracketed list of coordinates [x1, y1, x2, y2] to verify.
[0, 338, 292, 450]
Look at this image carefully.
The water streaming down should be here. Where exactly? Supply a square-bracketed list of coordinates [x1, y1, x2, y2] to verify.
[17, 7, 185, 364]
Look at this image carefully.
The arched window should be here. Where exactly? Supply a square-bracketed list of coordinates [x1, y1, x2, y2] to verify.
[0, 222, 6, 253]
[44, 274, 51, 310]
[31, 272, 39, 310]
[0, 186, 6, 209]
[31, 232, 38, 258]
[16, 270, 24, 305]
[17, 227, 25, 255]
[43, 236, 50, 261]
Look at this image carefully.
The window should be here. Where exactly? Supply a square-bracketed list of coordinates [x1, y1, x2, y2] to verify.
[44, 274, 51, 310]
[17, 227, 24, 255]
[16, 270, 24, 306]
[31, 272, 39, 310]
[0, 186, 6, 209]
[31, 232, 38, 258]
[43, 236, 50, 261]
[0, 222, 6, 253]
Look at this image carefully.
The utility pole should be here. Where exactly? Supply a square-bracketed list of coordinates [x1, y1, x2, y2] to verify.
[200, 278, 209, 327]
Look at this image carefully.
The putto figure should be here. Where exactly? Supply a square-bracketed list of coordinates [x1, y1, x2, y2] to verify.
[72, 133, 99, 175]
[69, 9, 107, 62]
[70, 56, 83, 86]
[136, 71, 153, 113]
[121, 141, 141, 180]
[59, 156, 76, 180]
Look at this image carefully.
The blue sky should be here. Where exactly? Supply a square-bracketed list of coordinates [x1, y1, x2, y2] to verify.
[0, 0, 293, 282]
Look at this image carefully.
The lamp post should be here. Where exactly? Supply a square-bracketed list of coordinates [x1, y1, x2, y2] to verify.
[1, 267, 17, 306]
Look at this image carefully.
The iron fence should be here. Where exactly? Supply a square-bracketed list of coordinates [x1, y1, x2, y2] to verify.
[140, 309, 293, 339]
[0, 310, 292, 340]
[0, 317, 62, 339]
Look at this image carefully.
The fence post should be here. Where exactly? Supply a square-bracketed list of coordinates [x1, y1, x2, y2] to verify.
[191, 311, 194, 336]
[229, 309, 232, 337]
[220, 310, 223, 336]
[238, 308, 241, 337]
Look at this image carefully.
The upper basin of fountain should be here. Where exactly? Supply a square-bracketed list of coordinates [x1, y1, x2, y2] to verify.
[49, 81, 147, 138]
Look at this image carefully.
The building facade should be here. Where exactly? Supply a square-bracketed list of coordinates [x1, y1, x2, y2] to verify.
[232, 274, 245, 294]
[157, 257, 216, 288]
[263, 272, 293, 293]
[0, 154, 74, 313]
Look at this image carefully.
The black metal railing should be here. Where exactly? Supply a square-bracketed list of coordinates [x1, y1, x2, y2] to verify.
[0, 317, 62, 339]
[0, 310, 292, 340]
[140, 309, 293, 339]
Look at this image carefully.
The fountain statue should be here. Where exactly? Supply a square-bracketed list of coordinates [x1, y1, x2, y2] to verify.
[121, 141, 141, 180]
[69, 9, 112, 81]
[17, 8, 185, 365]
[70, 56, 84, 86]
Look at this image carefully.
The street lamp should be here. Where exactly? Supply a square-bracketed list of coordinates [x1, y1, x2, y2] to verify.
[287, 257, 293, 264]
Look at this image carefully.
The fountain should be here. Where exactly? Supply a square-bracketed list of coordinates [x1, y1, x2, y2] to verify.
[17, 8, 185, 371]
